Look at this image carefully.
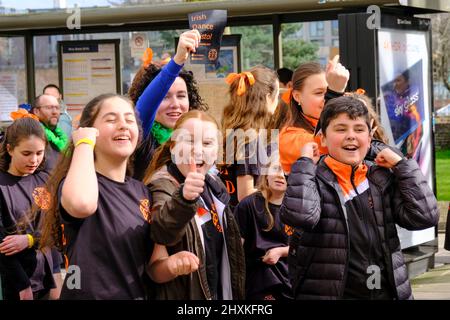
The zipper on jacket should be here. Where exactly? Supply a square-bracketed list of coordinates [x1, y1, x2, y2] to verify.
[350, 166, 375, 299]
[318, 173, 351, 299]
[366, 174, 400, 300]
[190, 220, 212, 300]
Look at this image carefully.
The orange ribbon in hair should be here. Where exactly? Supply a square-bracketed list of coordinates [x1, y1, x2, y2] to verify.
[142, 48, 153, 68]
[10, 108, 39, 121]
[355, 88, 366, 95]
[225, 72, 256, 96]
[281, 88, 292, 105]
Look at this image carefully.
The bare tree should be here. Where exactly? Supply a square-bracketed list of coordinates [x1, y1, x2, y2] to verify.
[431, 13, 450, 92]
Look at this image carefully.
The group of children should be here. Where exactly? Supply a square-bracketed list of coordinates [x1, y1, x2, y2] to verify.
[0, 28, 439, 300]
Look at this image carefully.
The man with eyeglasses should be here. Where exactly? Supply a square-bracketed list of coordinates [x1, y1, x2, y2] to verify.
[43, 84, 72, 139]
[31, 94, 68, 171]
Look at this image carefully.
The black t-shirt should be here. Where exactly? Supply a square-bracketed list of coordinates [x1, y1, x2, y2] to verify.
[0, 170, 49, 236]
[219, 140, 261, 210]
[59, 173, 153, 300]
[234, 192, 292, 298]
[0, 170, 50, 296]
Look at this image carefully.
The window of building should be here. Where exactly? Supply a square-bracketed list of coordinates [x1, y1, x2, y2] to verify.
[332, 20, 339, 36]
[229, 25, 274, 70]
[310, 21, 324, 37]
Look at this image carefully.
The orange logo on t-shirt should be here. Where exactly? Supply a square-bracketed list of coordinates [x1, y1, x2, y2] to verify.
[224, 180, 235, 194]
[32, 187, 51, 210]
[197, 207, 209, 217]
[284, 225, 294, 236]
[140, 199, 151, 223]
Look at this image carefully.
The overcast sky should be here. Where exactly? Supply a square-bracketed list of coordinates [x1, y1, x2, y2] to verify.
[2, 0, 111, 10]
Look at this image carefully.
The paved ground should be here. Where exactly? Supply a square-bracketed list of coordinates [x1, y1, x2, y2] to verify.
[411, 232, 450, 300]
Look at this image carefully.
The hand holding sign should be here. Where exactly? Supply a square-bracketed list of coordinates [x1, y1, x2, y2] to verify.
[173, 29, 201, 65]
[326, 55, 350, 93]
[188, 10, 227, 64]
[182, 158, 205, 201]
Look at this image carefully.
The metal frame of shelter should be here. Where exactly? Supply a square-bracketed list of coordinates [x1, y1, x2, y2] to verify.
[0, 0, 448, 102]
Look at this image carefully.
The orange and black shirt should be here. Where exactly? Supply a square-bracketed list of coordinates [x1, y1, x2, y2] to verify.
[234, 192, 293, 299]
[219, 140, 261, 210]
[279, 115, 328, 174]
[0, 170, 50, 297]
[59, 173, 153, 300]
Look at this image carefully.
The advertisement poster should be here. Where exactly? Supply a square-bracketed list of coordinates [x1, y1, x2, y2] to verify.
[188, 10, 227, 65]
[179, 35, 241, 81]
[59, 41, 120, 112]
[378, 28, 435, 248]
[205, 46, 238, 79]
[0, 73, 18, 122]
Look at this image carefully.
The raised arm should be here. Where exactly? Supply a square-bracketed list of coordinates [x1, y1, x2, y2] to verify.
[136, 29, 200, 137]
[325, 55, 349, 94]
[149, 161, 204, 246]
[61, 127, 99, 218]
[375, 148, 439, 230]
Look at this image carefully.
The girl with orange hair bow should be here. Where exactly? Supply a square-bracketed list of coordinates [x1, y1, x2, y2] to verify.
[10, 109, 40, 122]
[219, 66, 280, 210]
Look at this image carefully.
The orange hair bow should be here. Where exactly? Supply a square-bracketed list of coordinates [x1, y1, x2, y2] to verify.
[10, 108, 39, 121]
[281, 88, 292, 105]
[142, 48, 153, 68]
[355, 88, 366, 95]
[225, 72, 256, 96]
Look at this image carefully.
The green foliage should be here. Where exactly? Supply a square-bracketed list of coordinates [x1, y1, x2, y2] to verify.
[230, 23, 318, 71]
[282, 23, 318, 70]
[230, 25, 274, 70]
[282, 39, 318, 70]
[436, 149, 450, 200]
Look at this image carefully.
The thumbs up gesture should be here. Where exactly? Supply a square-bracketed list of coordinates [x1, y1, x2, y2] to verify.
[326, 55, 350, 93]
[182, 158, 205, 201]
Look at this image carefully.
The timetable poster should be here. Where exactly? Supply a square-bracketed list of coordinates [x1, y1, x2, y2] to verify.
[59, 41, 120, 111]
[0, 73, 18, 121]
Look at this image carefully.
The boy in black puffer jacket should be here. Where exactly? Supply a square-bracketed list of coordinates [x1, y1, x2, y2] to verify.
[280, 96, 438, 300]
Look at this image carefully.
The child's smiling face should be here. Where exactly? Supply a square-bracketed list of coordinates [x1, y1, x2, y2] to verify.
[171, 118, 219, 177]
[322, 113, 371, 166]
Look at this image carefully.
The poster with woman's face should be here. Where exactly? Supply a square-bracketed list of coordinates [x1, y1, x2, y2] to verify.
[378, 28, 434, 249]
[381, 59, 425, 161]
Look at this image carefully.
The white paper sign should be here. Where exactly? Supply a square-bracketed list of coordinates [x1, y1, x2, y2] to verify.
[0, 73, 18, 122]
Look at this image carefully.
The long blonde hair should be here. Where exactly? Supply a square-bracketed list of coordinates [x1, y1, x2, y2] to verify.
[255, 155, 284, 232]
[143, 110, 220, 185]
